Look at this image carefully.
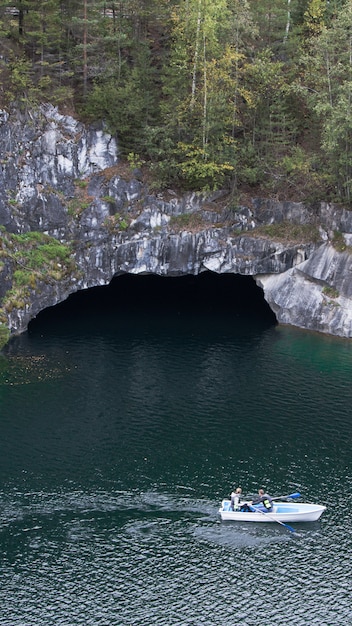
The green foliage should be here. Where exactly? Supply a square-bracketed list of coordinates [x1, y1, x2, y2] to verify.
[322, 285, 339, 298]
[0, 230, 76, 314]
[255, 222, 322, 244]
[302, 0, 326, 38]
[297, 2, 352, 201]
[234, 142, 264, 187]
[75, 179, 88, 189]
[13, 269, 36, 287]
[67, 180, 93, 216]
[171, 143, 234, 191]
[127, 153, 144, 170]
[84, 41, 160, 154]
[0, 323, 10, 351]
[103, 213, 130, 233]
[331, 230, 350, 253]
[3, 0, 352, 200]
[101, 196, 116, 205]
[4, 55, 33, 105]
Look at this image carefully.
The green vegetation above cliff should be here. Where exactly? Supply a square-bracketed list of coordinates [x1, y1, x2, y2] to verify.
[1, 0, 352, 200]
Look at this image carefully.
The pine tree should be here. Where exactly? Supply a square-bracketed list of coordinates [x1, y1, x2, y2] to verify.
[297, 1, 352, 200]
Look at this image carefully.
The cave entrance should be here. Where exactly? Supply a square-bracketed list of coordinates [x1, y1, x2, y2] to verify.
[29, 272, 277, 331]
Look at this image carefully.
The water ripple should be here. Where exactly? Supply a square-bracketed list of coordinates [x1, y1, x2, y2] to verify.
[1, 305, 352, 624]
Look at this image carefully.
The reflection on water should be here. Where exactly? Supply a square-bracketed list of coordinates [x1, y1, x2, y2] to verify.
[0, 273, 351, 625]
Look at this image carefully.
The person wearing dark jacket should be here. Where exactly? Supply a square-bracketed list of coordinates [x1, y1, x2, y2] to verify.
[251, 488, 273, 512]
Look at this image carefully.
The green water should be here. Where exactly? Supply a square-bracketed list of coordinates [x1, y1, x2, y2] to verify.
[0, 274, 351, 625]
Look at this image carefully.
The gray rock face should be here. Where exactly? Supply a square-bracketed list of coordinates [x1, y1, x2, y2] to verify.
[257, 243, 352, 336]
[1, 106, 352, 342]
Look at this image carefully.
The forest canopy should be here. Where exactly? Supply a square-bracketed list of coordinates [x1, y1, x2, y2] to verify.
[1, 0, 352, 201]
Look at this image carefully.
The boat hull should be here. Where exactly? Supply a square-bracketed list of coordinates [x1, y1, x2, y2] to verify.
[219, 500, 326, 523]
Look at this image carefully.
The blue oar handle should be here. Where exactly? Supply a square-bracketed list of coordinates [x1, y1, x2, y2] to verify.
[273, 491, 301, 500]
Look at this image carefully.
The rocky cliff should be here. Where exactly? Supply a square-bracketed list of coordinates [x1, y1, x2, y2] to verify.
[1, 104, 352, 347]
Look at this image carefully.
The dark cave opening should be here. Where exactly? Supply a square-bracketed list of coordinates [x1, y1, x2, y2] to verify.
[29, 272, 277, 330]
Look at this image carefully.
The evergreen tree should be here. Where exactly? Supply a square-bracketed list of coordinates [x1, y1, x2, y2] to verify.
[158, 0, 243, 189]
[1, 0, 352, 199]
[300, 2, 352, 199]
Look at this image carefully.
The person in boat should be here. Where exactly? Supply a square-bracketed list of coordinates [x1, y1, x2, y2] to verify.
[230, 487, 242, 511]
[250, 488, 273, 513]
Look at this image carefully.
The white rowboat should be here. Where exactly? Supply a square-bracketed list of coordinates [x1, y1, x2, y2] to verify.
[219, 500, 326, 523]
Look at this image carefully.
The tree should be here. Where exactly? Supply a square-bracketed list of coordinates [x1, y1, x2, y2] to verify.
[302, 0, 326, 39]
[84, 0, 170, 153]
[248, 0, 299, 54]
[299, 2, 352, 199]
[158, 0, 246, 189]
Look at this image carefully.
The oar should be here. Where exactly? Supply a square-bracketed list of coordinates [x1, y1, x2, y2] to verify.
[273, 491, 301, 501]
[248, 503, 297, 533]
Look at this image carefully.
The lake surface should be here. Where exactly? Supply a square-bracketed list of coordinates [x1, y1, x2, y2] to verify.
[0, 273, 351, 625]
